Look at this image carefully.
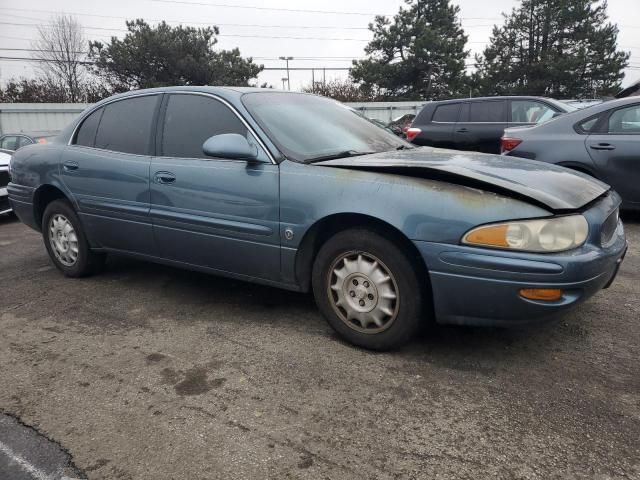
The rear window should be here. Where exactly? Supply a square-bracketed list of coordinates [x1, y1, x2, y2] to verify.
[94, 95, 159, 155]
[432, 104, 460, 122]
[576, 116, 601, 134]
[469, 101, 506, 122]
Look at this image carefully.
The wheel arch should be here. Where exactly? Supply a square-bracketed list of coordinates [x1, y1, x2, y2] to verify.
[294, 213, 431, 301]
[32, 184, 72, 230]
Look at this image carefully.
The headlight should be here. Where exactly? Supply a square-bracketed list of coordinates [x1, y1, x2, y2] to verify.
[462, 215, 589, 253]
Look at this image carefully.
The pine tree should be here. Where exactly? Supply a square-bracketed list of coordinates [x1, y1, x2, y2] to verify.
[89, 20, 263, 91]
[350, 0, 468, 100]
[474, 0, 629, 98]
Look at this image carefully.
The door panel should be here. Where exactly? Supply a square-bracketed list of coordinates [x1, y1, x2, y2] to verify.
[585, 103, 640, 205]
[150, 158, 280, 280]
[62, 94, 159, 254]
[150, 93, 281, 281]
[420, 103, 460, 147]
[454, 100, 507, 153]
[62, 146, 153, 253]
[586, 134, 640, 204]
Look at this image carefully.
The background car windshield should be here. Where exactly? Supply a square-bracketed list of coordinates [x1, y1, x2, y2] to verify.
[242, 92, 409, 162]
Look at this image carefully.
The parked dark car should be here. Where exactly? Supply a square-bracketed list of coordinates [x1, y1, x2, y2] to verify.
[7, 87, 626, 350]
[502, 97, 640, 211]
[407, 96, 575, 154]
[0, 133, 50, 151]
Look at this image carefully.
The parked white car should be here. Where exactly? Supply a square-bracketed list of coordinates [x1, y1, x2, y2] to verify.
[0, 150, 11, 214]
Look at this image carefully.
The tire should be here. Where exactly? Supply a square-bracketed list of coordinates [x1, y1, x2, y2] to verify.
[312, 228, 424, 351]
[42, 199, 106, 277]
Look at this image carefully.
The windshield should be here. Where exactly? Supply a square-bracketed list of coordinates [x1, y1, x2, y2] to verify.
[242, 92, 411, 163]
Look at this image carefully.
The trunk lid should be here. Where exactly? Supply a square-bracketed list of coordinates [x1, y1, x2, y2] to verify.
[314, 147, 609, 211]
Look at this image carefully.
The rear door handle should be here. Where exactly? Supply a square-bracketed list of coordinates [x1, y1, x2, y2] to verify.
[456, 128, 468, 133]
[63, 161, 79, 171]
[154, 171, 176, 184]
[589, 143, 616, 151]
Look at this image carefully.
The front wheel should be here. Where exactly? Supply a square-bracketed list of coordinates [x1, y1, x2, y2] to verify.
[42, 199, 105, 277]
[312, 228, 424, 350]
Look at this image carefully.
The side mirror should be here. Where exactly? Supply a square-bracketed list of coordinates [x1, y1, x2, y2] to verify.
[202, 134, 259, 160]
[552, 111, 563, 118]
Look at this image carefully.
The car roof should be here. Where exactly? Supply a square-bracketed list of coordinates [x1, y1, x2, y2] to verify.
[430, 96, 559, 104]
[572, 95, 640, 113]
[99, 86, 310, 102]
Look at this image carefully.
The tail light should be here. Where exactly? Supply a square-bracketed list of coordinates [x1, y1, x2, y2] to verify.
[36, 138, 47, 144]
[501, 137, 522, 153]
[406, 128, 421, 142]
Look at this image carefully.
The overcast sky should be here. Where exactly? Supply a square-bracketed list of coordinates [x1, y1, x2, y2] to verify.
[0, 0, 638, 94]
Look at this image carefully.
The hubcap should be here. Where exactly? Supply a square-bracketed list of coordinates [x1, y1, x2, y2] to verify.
[48, 214, 79, 267]
[328, 252, 399, 334]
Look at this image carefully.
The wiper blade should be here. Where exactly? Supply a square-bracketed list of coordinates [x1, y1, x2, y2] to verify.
[306, 150, 375, 163]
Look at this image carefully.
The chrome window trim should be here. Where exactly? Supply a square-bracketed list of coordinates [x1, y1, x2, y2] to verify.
[68, 91, 277, 165]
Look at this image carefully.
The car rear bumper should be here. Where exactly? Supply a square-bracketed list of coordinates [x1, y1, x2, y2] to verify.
[7, 183, 38, 227]
[414, 204, 627, 327]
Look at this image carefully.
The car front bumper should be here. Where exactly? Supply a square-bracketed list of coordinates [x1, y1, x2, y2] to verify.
[414, 197, 627, 327]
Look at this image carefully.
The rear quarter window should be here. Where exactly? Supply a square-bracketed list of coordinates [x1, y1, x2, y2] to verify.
[574, 114, 603, 134]
[75, 107, 104, 147]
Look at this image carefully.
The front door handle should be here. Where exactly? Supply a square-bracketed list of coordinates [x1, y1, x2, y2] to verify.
[456, 128, 469, 133]
[589, 143, 616, 151]
[63, 161, 79, 171]
[154, 171, 176, 184]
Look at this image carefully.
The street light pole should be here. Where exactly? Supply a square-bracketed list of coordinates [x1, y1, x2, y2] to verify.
[281, 77, 288, 90]
[279, 56, 294, 90]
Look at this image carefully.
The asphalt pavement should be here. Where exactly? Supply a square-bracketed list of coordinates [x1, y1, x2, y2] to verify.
[1, 213, 639, 479]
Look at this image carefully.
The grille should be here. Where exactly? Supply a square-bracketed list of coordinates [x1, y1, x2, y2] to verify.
[601, 209, 619, 247]
[0, 170, 9, 188]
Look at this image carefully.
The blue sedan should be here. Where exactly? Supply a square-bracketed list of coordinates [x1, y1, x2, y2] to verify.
[7, 87, 627, 350]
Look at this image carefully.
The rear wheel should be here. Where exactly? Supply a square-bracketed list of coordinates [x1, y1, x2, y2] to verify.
[312, 228, 424, 350]
[42, 199, 105, 277]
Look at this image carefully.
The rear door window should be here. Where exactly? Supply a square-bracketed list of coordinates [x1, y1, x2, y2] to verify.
[75, 107, 104, 148]
[432, 103, 460, 122]
[469, 101, 507, 122]
[94, 95, 159, 155]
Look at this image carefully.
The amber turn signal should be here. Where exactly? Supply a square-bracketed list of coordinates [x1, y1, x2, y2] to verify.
[519, 288, 563, 301]
[464, 224, 509, 247]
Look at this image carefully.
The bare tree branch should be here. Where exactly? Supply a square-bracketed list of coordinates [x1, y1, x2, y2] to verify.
[31, 15, 86, 102]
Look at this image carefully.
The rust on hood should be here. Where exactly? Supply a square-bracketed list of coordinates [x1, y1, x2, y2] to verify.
[314, 147, 609, 211]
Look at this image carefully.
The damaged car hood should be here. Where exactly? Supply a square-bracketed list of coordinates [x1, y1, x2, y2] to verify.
[314, 147, 609, 211]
